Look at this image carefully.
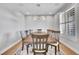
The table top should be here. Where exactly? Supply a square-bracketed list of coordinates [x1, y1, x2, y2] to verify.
[24, 32, 57, 45]
[31, 32, 48, 35]
[47, 29, 60, 33]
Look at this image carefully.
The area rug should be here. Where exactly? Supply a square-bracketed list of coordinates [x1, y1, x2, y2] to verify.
[16, 45, 64, 55]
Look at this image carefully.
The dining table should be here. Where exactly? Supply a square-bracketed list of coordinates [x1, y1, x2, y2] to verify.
[31, 32, 48, 35]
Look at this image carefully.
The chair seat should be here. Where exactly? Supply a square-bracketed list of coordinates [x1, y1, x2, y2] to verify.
[34, 49, 46, 53]
[49, 42, 59, 46]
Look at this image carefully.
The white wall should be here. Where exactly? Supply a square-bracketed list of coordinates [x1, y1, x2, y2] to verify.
[0, 9, 25, 34]
[0, 8, 25, 53]
[0, 32, 21, 53]
[25, 16, 59, 31]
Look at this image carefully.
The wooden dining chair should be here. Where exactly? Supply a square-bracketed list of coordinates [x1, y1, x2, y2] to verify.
[31, 34, 49, 55]
[48, 31, 60, 55]
[20, 31, 30, 54]
[37, 29, 42, 32]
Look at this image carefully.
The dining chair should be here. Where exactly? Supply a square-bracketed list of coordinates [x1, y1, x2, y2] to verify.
[29, 29, 33, 35]
[48, 31, 60, 55]
[37, 29, 42, 32]
[31, 34, 49, 55]
[20, 31, 30, 54]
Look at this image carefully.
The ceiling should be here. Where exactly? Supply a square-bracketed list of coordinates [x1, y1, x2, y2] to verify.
[0, 3, 73, 16]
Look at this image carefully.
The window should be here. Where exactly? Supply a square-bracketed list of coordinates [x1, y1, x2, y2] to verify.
[60, 8, 75, 36]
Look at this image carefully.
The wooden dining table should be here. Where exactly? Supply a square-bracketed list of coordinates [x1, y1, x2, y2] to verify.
[31, 32, 48, 35]
[24, 31, 56, 45]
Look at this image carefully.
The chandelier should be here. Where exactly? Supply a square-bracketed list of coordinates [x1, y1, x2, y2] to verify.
[33, 16, 46, 20]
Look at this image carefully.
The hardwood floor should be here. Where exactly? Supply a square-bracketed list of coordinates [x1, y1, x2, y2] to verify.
[1, 35, 78, 55]
[60, 43, 77, 55]
[1, 40, 22, 55]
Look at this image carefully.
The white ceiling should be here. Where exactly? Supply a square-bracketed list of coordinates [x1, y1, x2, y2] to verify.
[0, 3, 73, 16]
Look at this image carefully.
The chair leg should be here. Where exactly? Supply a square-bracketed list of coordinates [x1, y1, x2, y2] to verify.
[44, 53, 46, 55]
[55, 46, 57, 55]
[22, 46, 24, 51]
[26, 45, 29, 54]
[58, 44, 60, 52]
[22, 43, 24, 51]
[34, 52, 36, 55]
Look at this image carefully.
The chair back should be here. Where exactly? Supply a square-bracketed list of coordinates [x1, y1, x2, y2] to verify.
[31, 34, 49, 51]
[52, 31, 60, 42]
[37, 29, 42, 32]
